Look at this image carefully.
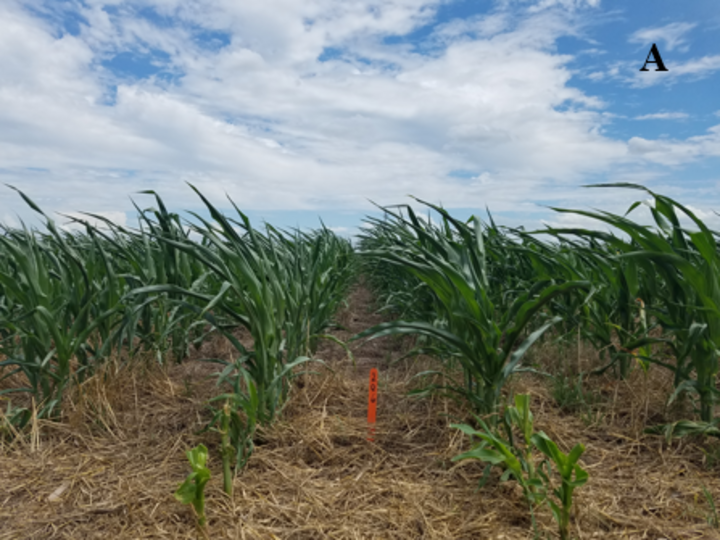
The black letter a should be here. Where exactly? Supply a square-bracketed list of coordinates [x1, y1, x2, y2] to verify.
[640, 43, 668, 72]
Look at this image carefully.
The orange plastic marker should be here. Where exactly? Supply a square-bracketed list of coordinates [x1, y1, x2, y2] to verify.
[367, 368, 378, 442]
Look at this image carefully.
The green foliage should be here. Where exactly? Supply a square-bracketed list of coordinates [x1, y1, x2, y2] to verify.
[360, 185, 720, 426]
[220, 401, 233, 496]
[0, 399, 30, 440]
[531, 432, 588, 540]
[452, 395, 588, 540]
[0, 204, 123, 419]
[547, 183, 720, 422]
[152, 187, 353, 473]
[0, 187, 214, 423]
[452, 395, 547, 533]
[174, 444, 211, 528]
[0, 186, 353, 447]
[645, 419, 720, 442]
[356, 200, 588, 415]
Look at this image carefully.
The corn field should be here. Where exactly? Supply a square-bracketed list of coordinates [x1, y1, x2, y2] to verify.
[1, 183, 719, 537]
[2, 183, 719, 437]
[0, 186, 355, 444]
[357, 184, 720, 426]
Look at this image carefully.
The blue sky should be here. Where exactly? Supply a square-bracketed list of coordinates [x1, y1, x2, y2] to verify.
[0, 0, 718, 236]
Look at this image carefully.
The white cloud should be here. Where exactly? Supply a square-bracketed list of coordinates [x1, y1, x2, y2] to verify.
[629, 22, 696, 52]
[627, 124, 720, 166]
[634, 112, 688, 121]
[0, 0, 717, 232]
[618, 23, 720, 89]
[498, 0, 600, 13]
[685, 205, 716, 222]
[0, 213, 19, 229]
[527, 0, 601, 13]
[1, 0, 622, 214]
[433, 13, 510, 41]
[668, 54, 720, 77]
[328, 225, 361, 240]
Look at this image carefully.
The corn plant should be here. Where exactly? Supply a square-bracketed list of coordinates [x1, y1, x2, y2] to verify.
[561, 243, 654, 379]
[203, 366, 261, 477]
[532, 433, 588, 540]
[453, 395, 588, 540]
[0, 186, 225, 429]
[357, 199, 589, 415]
[452, 394, 548, 534]
[359, 213, 437, 322]
[67, 196, 214, 364]
[547, 183, 720, 421]
[0, 185, 352, 447]
[0, 190, 126, 419]
[131, 185, 352, 472]
[645, 419, 720, 441]
[220, 401, 233, 496]
[174, 444, 211, 529]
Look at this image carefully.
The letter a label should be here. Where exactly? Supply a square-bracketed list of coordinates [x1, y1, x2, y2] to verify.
[640, 43, 668, 72]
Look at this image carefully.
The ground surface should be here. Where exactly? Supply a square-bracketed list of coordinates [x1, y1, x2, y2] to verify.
[1, 283, 720, 539]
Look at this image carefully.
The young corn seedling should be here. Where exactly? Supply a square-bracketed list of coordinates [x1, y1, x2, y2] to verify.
[645, 419, 720, 442]
[453, 395, 588, 540]
[452, 394, 548, 535]
[531, 433, 588, 540]
[174, 444, 211, 530]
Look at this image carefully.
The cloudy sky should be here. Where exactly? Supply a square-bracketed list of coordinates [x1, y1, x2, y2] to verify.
[1, 0, 719, 235]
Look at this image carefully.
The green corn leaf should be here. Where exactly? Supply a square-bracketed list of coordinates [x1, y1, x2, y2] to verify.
[174, 474, 199, 505]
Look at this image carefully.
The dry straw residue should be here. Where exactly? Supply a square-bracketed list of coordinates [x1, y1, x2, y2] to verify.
[1, 285, 719, 539]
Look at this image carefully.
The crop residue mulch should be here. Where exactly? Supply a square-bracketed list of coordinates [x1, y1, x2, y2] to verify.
[2, 283, 720, 539]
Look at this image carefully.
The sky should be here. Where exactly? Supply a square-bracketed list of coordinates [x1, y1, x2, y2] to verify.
[0, 0, 719, 237]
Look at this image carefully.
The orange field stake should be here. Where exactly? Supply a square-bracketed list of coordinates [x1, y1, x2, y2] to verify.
[367, 368, 378, 442]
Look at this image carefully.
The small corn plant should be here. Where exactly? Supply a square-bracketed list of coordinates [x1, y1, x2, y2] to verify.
[452, 394, 588, 540]
[452, 394, 548, 534]
[204, 365, 260, 484]
[646, 419, 720, 442]
[174, 444, 211, 529]
[532, 433, 588, 540]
